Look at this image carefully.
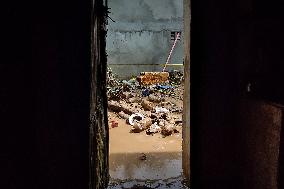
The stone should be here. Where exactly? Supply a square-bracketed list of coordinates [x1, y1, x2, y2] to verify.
[131, 122, 144, 133]
[148, 94, 163, 103]
[141, 99, 154, 111]
[108, 100, 121, 112]
[161, 123, 177, 136]
[122, 92, 134, 99]
[142, 117, 152, 129]
[128, 97, 140, 103]
[118, 111, 130, 120]
[147, 122, 161, 134]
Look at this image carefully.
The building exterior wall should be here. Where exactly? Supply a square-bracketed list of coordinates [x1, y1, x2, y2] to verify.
[106, 0, 184, 79]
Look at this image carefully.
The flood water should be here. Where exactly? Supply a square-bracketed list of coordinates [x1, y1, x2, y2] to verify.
[108, 112, 189, 188]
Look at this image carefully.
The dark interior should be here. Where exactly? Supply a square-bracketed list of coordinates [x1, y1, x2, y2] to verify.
[5, 0, 284, 188]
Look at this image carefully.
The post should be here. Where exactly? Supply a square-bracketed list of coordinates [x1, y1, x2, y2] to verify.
[182, 0, 191, 184]
[89, 0, 109, 188]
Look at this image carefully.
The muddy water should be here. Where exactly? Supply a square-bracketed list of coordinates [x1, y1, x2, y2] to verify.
[108, 112, 188, 188]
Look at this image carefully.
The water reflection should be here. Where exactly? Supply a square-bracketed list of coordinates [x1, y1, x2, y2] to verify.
[108, 176, 189, 189]
[108, 152, 189, 188]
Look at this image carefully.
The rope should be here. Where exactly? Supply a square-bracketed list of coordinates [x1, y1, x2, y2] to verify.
[162, 32, 180, 72]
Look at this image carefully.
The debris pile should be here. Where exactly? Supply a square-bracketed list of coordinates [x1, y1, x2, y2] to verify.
[169, 70, 184, 85]
[107, 67, 184, 137]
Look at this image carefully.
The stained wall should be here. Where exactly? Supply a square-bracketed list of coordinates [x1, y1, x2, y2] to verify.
[106, 0, 184, 78]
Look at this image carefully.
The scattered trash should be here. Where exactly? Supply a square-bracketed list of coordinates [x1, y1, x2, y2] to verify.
[107, 68, 184, 137]
[128, 113, 144, 126]
[155, 107, 169, 113]
[142, 89, 150, 97]
[156, 84, 174, 90]
[169, 70, 184, 85]
[147, 122, 161, 134]
[122, 80, 133, 91]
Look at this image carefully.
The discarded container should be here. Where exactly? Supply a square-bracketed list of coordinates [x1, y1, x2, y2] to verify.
[155, 107, 169, 113]
[128, 113, 144, 126]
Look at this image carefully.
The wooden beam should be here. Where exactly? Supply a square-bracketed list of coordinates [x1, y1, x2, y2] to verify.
[89, 0, 109, 188]
[182, 0, 191, 184]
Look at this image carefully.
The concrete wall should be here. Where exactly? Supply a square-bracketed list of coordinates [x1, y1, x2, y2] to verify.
[106, 0, 184, 79]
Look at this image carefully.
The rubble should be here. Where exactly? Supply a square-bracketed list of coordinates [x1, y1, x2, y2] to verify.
[169, 70, 184, 85]
[118, 111, 130, 120]
[147, 122, 161, 134]
[107, 67, 184, 137]
[141, 99, 154, 111]
[122, 92, 134, 99]
[148, 94, 163, 103]
[108, 100, 136, 115]
[128, 97, 140, 103]
[161, 123, 177, 136]
[131, 117, 152, 133]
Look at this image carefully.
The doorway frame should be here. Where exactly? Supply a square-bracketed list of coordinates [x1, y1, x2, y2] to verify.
[89, 0, 191, 188]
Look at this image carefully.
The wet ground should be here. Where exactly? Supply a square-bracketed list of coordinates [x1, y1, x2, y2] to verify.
[108, 112, 189, 188]
[106, 80, 188, 188]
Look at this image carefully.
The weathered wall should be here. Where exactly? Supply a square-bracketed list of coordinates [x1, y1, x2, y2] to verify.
[190, 0, 284, 188]
[106, 0, 184, 78]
